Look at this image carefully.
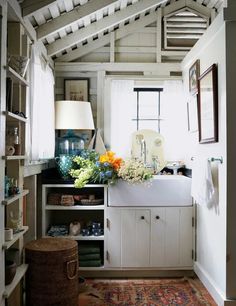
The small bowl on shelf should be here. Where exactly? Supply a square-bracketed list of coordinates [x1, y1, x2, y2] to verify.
[80, 199, 103, 206]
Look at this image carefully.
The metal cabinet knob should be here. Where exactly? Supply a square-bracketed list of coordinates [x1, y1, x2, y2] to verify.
[141, 216, 145, 220]
[156, 216, 160, 220]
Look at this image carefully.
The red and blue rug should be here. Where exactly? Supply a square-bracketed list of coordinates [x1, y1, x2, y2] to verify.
[78, 277, 217, 305]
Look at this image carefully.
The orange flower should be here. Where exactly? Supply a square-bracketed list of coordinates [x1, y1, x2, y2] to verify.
[112, 158, 123, 170]
[99, 151, 123, 169]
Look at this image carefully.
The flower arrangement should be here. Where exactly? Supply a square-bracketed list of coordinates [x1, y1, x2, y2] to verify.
[70, 150, 122, 188]
[70, 150, 153, 188]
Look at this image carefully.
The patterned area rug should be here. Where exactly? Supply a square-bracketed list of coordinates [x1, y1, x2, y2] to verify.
[78, 277, 217, 306]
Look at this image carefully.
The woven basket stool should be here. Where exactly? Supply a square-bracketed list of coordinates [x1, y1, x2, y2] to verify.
[25, 237, 78, 306]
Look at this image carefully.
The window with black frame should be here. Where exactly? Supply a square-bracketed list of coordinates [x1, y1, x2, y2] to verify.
[132, 88, 164, 133]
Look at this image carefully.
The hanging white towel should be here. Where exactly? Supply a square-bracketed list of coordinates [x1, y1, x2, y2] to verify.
[191, 157, 216, 206]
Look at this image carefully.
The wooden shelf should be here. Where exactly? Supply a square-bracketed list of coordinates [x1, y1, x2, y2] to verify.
[44, 184, 107, 188]
[5, 111, 27, 123]
[79, 266, 104, 271]
[45, 204, 105, 210]
[2, 190, 29, 206]
[46, 234, 104, 241]
[2, 155, 26, 160]
[3, 226, 29, 250]
[3, 264, 28, 299]
[7, 66, 29, 86]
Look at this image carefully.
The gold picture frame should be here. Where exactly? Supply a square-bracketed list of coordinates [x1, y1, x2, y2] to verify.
[64, 79, 89, 101]
[189, 59, 200, 95]
[197, 64, 218, 144]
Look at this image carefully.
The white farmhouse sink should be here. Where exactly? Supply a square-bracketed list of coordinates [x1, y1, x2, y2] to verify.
[108, 175, 192, 207]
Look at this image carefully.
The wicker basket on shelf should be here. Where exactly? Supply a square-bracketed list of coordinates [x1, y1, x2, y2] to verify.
[80, 198, 103, 205]
[60, 195, 74, 206]
[47, 193, 61, 205]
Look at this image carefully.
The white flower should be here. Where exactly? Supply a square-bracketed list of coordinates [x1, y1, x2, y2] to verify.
[118, 159, 153, 184]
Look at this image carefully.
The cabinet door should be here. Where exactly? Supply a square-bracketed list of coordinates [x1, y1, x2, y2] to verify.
[121, 209, 150, 267]
[150, 208, 165, 267]
[105, 208, 121, 268]
[150, 207, 193, 268]
[164, 207, 181, 266]
[178, 207, 193, 267]
[165, 207, 193, 267]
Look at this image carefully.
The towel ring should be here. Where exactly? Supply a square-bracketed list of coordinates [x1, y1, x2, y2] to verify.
[208, 157, 223, 164]
[191, 156, 223, 164]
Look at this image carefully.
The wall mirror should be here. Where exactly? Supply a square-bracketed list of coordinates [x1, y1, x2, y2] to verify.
[197, 64, 218, 144]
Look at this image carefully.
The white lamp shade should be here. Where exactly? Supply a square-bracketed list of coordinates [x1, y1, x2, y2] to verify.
[55, 100, 95, 130]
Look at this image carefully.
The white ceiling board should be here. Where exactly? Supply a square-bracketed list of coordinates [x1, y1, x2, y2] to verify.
[22, 0, 58, 17]
[64, 0, 74, 12]
[120, 0, 128, 10]
[37, 0, 118, 40]
[48, 3, 60, 18]
[207, 0, 217, 8]
[57, 0, 66, 13]
[20, 0, 222, 61]
[47, 0, 167, 56]
[56, 10, 159, 62]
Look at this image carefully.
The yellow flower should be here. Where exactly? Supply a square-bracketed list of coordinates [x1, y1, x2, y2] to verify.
[99, 151, 123, 169]
[99, 155, 108, 163]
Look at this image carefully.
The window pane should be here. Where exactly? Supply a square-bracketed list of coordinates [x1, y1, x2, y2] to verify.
[139, 92, 158, 120]
[139, 120, 159, 131]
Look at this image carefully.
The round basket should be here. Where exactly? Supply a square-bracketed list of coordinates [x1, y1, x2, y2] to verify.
[25, 238, 78, 306]
[80, 198, 103, 205]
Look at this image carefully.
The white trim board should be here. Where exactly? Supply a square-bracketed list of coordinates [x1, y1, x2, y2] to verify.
[194, 262, 236, 306]
[55, 62, 181, 75]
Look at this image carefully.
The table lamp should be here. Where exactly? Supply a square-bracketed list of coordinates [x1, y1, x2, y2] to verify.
[55, 100, 95, 156]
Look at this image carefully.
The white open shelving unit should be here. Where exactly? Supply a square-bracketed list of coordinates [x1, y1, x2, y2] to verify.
[42, 183, 107, 270]
[3, 264, 29, 299]
[0, 17, 31, 306]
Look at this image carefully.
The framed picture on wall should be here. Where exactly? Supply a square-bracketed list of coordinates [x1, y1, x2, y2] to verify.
[64, 79, 89, 101]
[197, 64, 218, 144]
[187, 94, 198, 133]
[189, 59, 200, 95]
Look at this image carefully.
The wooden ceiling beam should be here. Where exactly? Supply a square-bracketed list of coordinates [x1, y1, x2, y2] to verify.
[37, 0, 118, 40]
[55, 10, 159, 62]
[55, 62, 182, 75]
[22, 0, 58, 17]
[47, 0, 166, 57]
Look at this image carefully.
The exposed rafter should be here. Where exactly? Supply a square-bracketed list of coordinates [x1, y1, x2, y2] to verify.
[22, 0, 58, 17]
[8, 0, 54, 68]
[55, 11, 159, 62]
[47, 0, 167, 57]
[55, 62, 182, 75]
[207, 0, 219, 9]
[37, 0, 118, 41]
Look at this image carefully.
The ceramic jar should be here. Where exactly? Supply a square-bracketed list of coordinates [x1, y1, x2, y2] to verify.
[55, 155, 74, 179]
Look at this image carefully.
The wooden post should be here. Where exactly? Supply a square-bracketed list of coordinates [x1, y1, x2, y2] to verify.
[0, 2, 7, 306]
[156, 7, 162, 63]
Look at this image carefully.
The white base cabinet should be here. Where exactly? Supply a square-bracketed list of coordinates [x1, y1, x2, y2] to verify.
[105, 206, 193, 269]
[41, 184, 193, 271]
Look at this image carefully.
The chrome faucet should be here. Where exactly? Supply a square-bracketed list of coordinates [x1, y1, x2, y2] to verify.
[136, 134, 147, 165]
[152, 155, 160, 174]
[141, 139, 147, 166]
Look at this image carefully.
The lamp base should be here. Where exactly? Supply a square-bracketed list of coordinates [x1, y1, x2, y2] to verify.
[56, 130, 84, 156]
